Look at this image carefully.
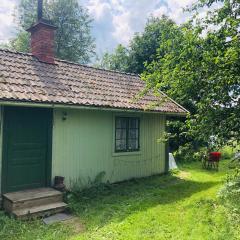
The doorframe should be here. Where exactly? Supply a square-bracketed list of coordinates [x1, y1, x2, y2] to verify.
[46, 107, 53, 189]
[1, 106, 53, 194]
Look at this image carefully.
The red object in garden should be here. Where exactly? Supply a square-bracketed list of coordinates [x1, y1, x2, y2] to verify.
[209, 152, 221, 162]
[207, 152, 221, 170]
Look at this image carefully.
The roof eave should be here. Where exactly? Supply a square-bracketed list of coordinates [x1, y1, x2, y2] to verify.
[0, 100, 188, 117]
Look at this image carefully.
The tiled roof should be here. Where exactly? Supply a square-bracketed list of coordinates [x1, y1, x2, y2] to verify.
[0, 49, 187, 114]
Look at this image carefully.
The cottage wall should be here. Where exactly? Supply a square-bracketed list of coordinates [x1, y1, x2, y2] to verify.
[52, 109, 166, 188]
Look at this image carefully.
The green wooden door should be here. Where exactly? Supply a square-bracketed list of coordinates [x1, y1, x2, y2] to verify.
[2, 107, 52, 193]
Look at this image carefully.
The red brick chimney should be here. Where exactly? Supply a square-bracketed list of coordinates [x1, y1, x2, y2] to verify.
[26, 0, 57, 64]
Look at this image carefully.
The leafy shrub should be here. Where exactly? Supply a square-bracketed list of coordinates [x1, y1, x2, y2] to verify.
[175, 143, 237, 163]
[174, 144, 207, 162]
[221, 146, 234, 160]
[218, 168, 240, 214]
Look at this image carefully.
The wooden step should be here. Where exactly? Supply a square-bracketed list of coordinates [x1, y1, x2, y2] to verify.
[2, 188, 67, 219]
[13, 202, 68, 220]
[3, 188, 63, 212]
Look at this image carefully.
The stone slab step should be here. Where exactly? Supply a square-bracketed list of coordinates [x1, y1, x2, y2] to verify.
[12, 202, 68, 219]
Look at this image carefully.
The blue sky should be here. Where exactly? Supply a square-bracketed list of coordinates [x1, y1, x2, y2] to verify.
[0, 0, 196, 56]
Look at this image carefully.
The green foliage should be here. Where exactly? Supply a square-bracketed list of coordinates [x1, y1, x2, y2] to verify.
[167, 118, 203, 156]
[128, 16, 176, 74]
[174, 145, 208, 163]
[221, 146, 235, 159]
[8, 0, 95, 63]
[96, 44, 129, 72]
[99, 16, 176, 74]
[143, 0, 240, 152]
[218, 167, 240, 227]
[215, 144, 240, 228]
[8, 31, 30, 53]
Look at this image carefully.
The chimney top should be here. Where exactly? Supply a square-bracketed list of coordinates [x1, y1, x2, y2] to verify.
[26, 18, 57, 33]
[26, 0, 57, 64]
[38, 0, 43, 20]
[26, 0, 56, 31]
[38, 0, 43, 21]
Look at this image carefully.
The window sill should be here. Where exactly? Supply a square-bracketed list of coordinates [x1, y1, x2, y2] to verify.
[112, 151, 142, 157]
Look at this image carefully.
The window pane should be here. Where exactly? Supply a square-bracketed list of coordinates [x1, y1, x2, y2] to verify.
[128, 129, 138, 139]
[116, 129, 126, 140]
[115, 117, 140, 152]
[116, 139, 127, 151]
[128, 139, 139, 150]
[116, 118, 127, 128]
[129, 118, 139, 129]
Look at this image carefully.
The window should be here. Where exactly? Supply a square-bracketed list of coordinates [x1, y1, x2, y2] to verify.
[115, 117, 140, 152]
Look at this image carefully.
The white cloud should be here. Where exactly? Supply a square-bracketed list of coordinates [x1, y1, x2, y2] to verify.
[152, 6, 168, 18]
[0, 0, 18, 43]
[152, 0, 196, 24]
[109, 0, 125, 12]
[83, 0, 198, 52]
[86, 0, 111, 21]
[112, 11, 132, 45]
[167, 0, 196, 23]
[108, 0, 160, 45]
[0, 0, 212, 55]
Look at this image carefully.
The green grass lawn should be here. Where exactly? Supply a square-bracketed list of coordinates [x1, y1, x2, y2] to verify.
[0, 160, 239, 240]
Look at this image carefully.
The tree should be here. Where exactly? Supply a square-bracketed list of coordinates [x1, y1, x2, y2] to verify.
[8, 31, 29, 53]
[9, 0, 95, 63]
[128, 16, 176, 74]
[97, 44, 129, 72]
[99, 16, 176, 74]
[143, 0, 240, 153]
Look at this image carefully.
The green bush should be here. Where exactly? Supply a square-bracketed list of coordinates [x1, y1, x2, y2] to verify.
[175, 143, 237, 163]
[221, 146, 234, 160]
[218, 168, 240, 213]
[174, 144, 207, 163]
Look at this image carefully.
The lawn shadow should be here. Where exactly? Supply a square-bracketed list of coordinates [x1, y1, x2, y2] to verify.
[68, 172, 219, 229]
